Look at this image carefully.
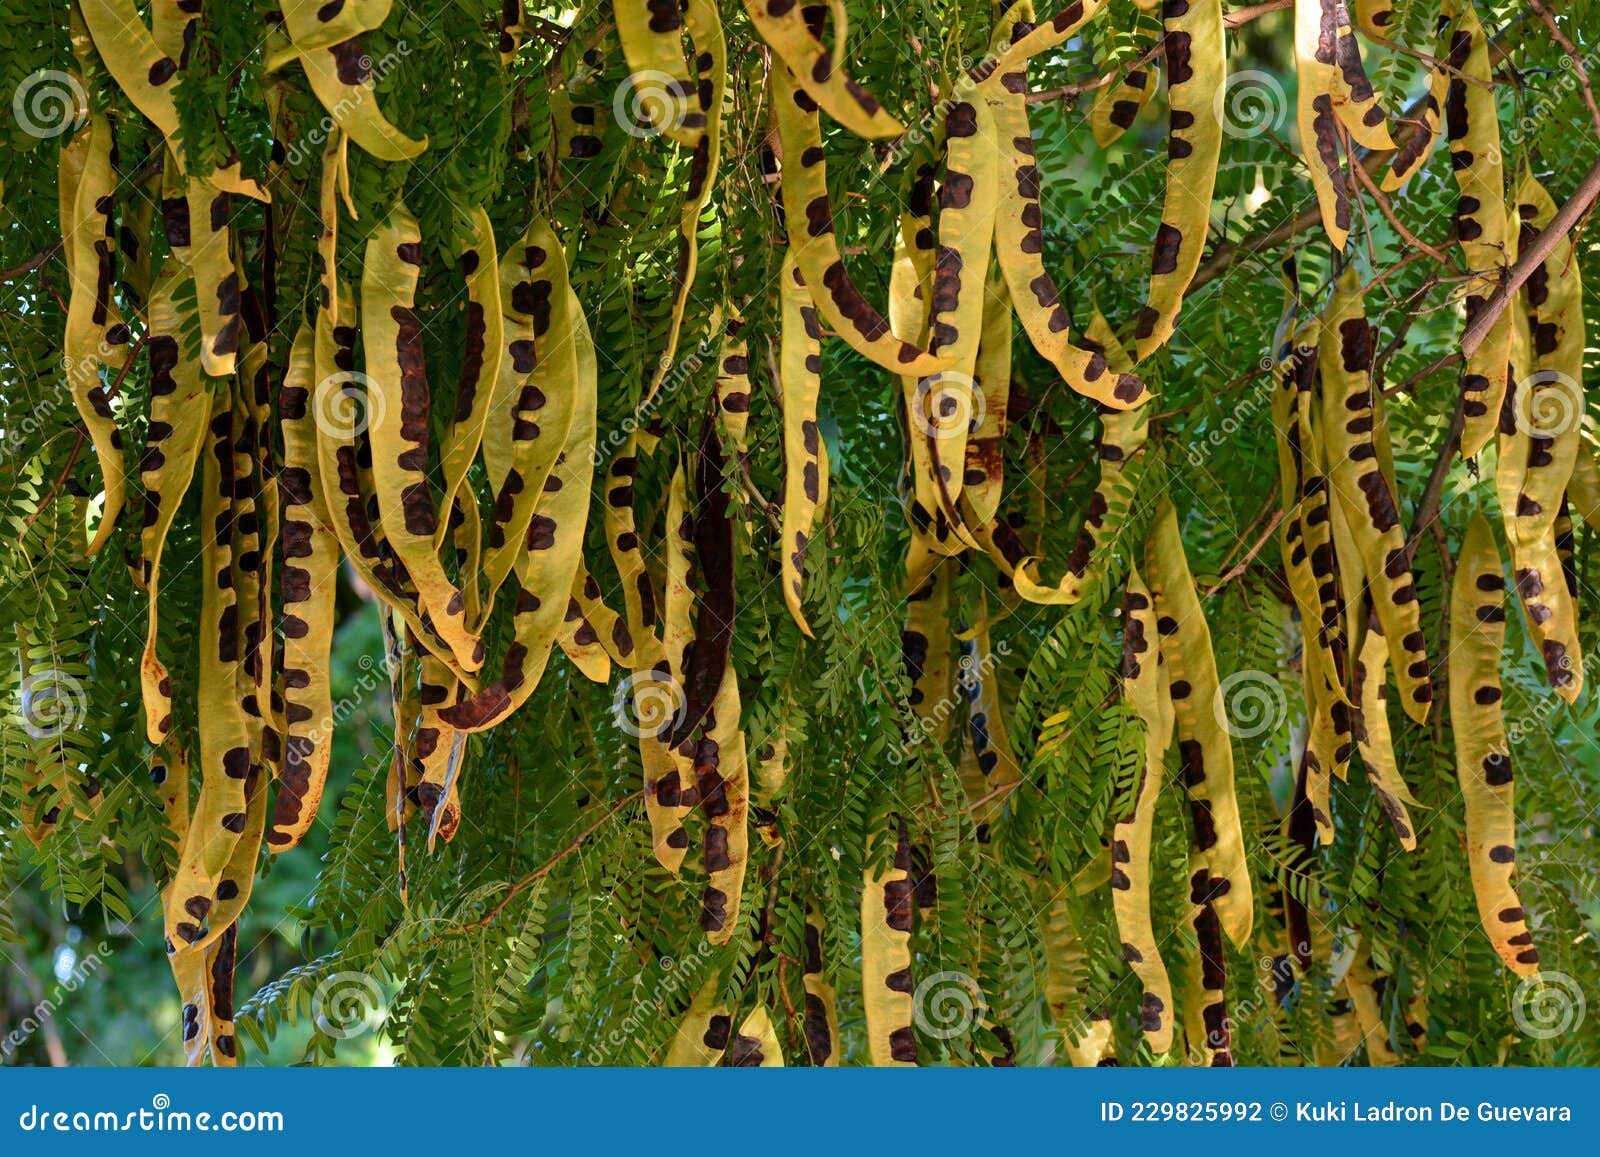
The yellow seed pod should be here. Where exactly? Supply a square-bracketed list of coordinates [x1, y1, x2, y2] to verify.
[742, 0, 902, 137]
[440, 285, 597, 733]
[696, 665, 750, 945]
[1132, 0, 1225, 360]
[961, 264, 1012, 530]
[361, 201, 481, 674]
[1090, 41, 1156, 149]
[278, 0, 393, 56]
[163, 389, 252, 955]
[1040, 884, 1118, 1066]
[80, 0, 183, 143]
[1353, 0, 1393, 38]
[59, 112, 131, 557]
[1114, 565, 1175, 1054]
[918, 78, 999, 536]
[956, 606, 1022, 829]
[1349, 616, 1420, 848]
[1441, 2, 1509, 459]
[903, 560, 954, 746]
[662, 461, 698, 705]
[664, 969, 730, 1065]
[1319, 268, 1432, 723]
[170, 923, 239, 1067]
[862, 824, 918, 1066]
[991, 0, 1113, 71]
[282, 31, 427, 161]
[983, 12, 1148, 410]
[1294, 0, 1353, 250]
[1566, 440, 1600, 531]
[480, 220, 580, 618]
[1181, 899, 1232, 1065]
[1449, 513, 1539, 976]
[1145, 500, 1255, 947]
[1501, 173, 1585, 700]
[801, 905, 841, 1066]
[728, 1006, 785, 1066]
[1007, 311, 1149, 604]
[777, 255, 826, 636]
[433, 207, 504, 547]
[1325, 0, 1394, 151]
[557, 564, 617, 685]
[614, 0, 700, 148]
[138, 274, 210, 745]
[1344, 939, 1402, 1065]
[772, 65, 949, 376]
[714, 311, 753, 462]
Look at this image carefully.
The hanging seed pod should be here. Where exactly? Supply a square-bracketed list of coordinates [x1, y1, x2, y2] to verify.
[862, 822, 917, 1066]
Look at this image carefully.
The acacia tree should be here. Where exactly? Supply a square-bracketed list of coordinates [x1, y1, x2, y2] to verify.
[1, 0, 1598, 1067]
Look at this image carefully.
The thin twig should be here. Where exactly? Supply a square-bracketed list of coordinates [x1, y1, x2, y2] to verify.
[1461, 152, 1600, 356]
[1204, 506, 1285, 597]
[1528, 0, 1600, 138]
[0, 240, 63, 283]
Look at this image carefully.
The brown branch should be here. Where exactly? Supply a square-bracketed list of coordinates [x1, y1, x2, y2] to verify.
[1528, 0, 1600, 138]
[417, 791, 641, 945]
[1204, 506, 1285, 597]
[1461, 153, 1600, 356]
[0, 240, 63, 283]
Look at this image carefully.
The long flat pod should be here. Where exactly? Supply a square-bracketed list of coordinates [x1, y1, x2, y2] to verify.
[1504, 173, 1585, 700]
[1294, 0, 1354, 250]
[904, 561, 954, 747]
[961, 265, 1012, 529]
[613, 0, 700, 146]
[480, 221, 580, 615]
[801, 905, 841, 1066]
[772, 66, 949, 376]
[1350, 619, 1420, 848]
[180, 175, 243, 377]
[695, 665, 750, 944]
[728, 1006, 785, 1066]
[278, 0, 393, 56]
[957, 608, 1023, 828]
[281, 32, 427, 161]
[164, 390, 251, 952]
[1144, 500, 1254, 947]
[139, 272, 210, 745]
[922, 79, 1000, 534]
[1442, 0, 1510, 459]
[1090, 30, 1158, 149]
[991, 0, 1113, 71]
[984, 7, 1148, 409]
[60, 111, 130, 556]
[433, 206, 505, 544]
[1132, 0, 1225, 360]
[1318, 267, 1431, 723]
[742, 0, 903, 138]
[663, 969, 730, 1064]
[638, 0, 727, 411]
[1326, 0, 1393, 150]
[777, 254, 825, 636]
[267, 325, 342, 851]
[862, 822, 917, 1066]
[361, 202, 482, 674]
[440, 286, 597, 732]
[1114, 567, 1175, 1055]
[1009, 311, 1149, 604]
[1449, 512, 1539, 976]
